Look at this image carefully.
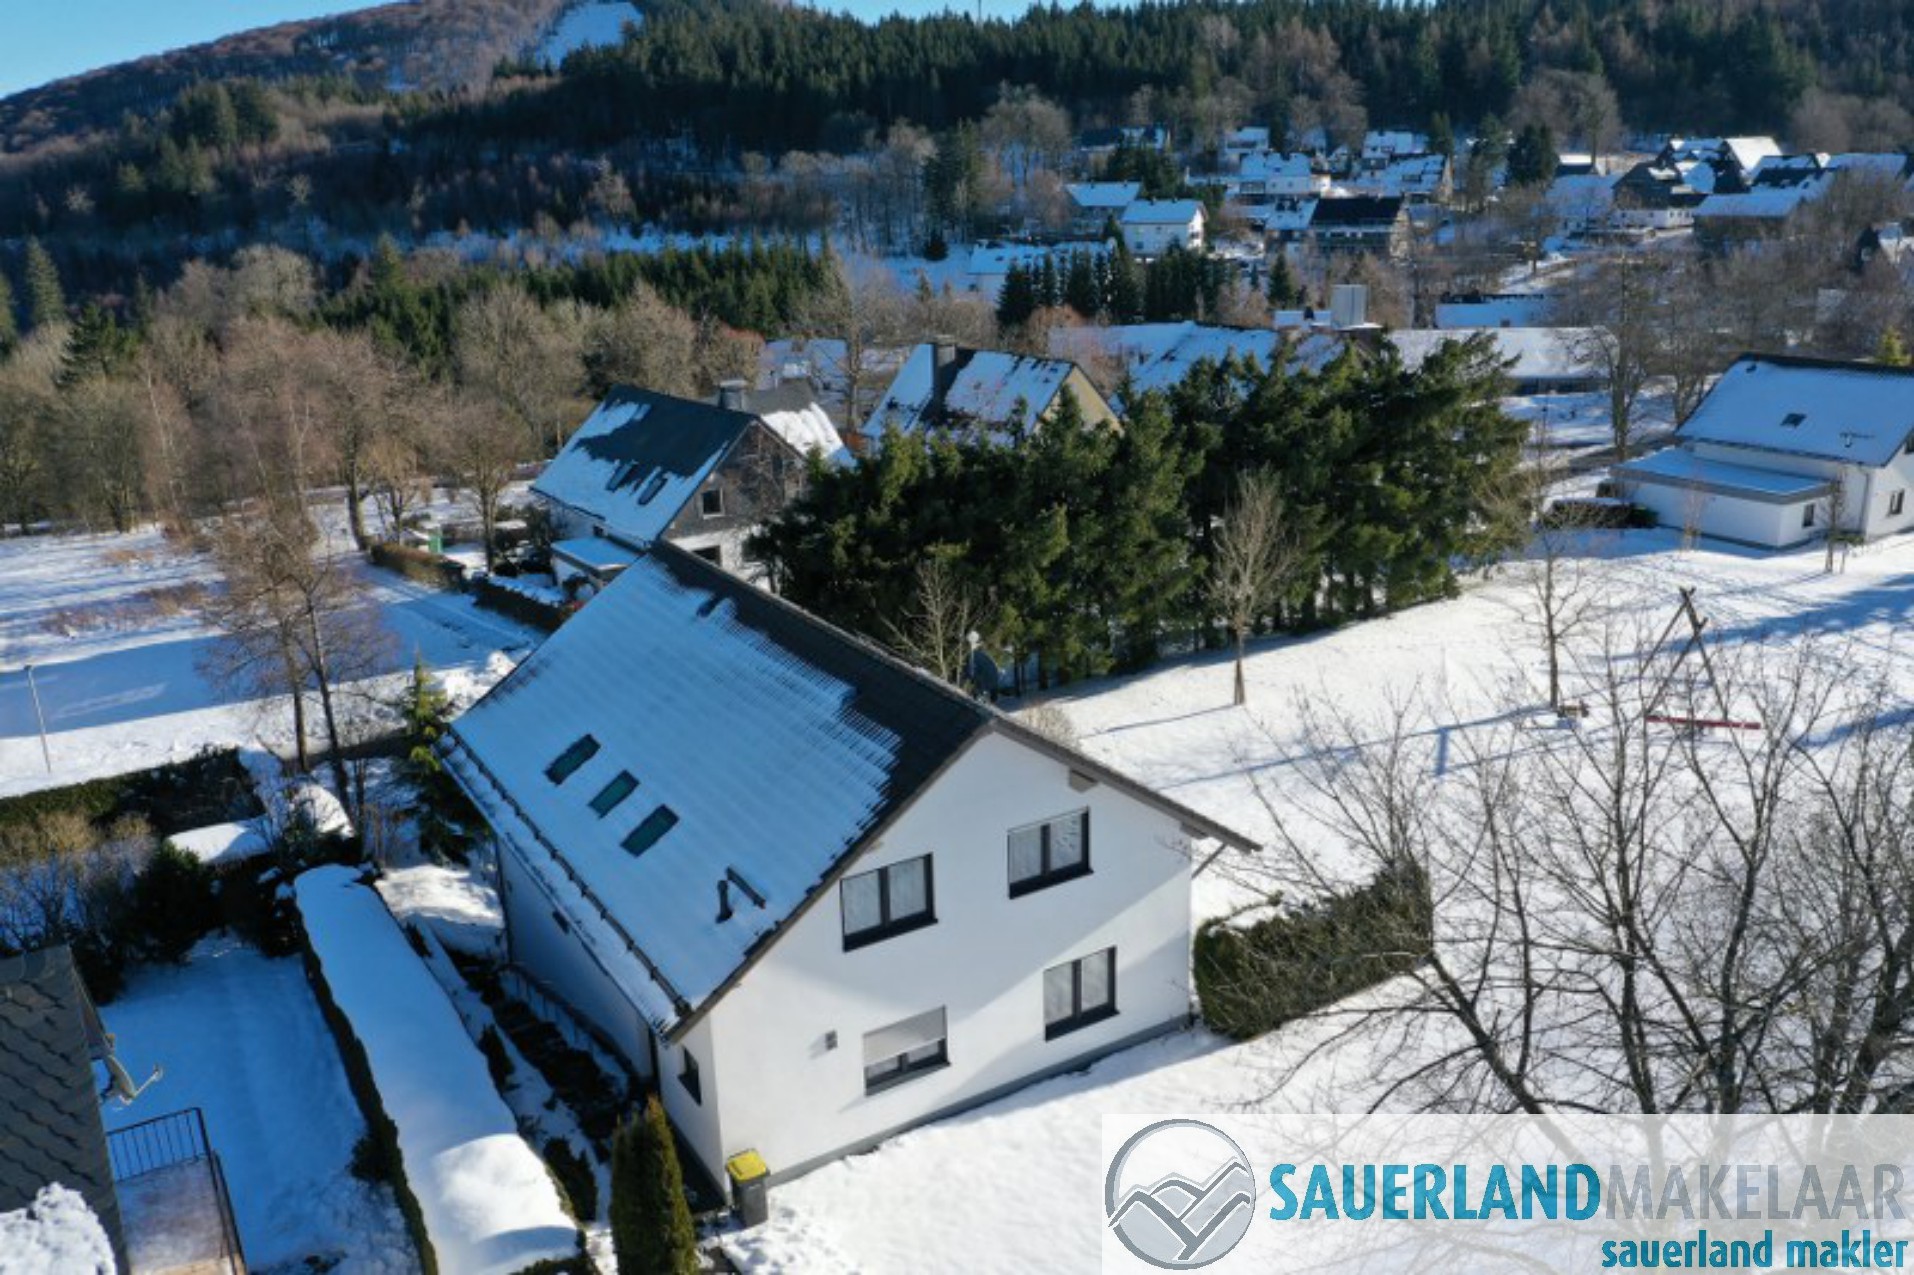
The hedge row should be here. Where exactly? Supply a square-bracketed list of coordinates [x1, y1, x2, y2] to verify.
[1194, 861, 1433, 1040]
[295, 892, 441, 1275]
[470, 575, 569, 633]
[0, 747, 260, 839]
[368, 541, 468, 591]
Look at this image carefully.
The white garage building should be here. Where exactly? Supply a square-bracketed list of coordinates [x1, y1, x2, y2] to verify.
[1612, 354, 1914, 549]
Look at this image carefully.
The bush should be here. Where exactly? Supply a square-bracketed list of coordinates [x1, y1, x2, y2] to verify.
[0, 747, 259, 841]
[609, 1096, 699, 1275]
[1194, 861, 1432, 1040]
[349, 1131, 394, 1184]
[368, 540, 467, 591]
[131, 842, 219, 963]
[471, 574, 568, 632]
[479, 1025, 516, 1090]
[544, 1137, 599, 1223]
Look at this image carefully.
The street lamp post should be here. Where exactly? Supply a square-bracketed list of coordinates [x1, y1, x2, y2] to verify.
[23, 663, 51, 775]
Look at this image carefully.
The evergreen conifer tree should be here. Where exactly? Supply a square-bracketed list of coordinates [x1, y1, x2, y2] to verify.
[23, 239, 64, 332]
[610, 1096, 700, 1275]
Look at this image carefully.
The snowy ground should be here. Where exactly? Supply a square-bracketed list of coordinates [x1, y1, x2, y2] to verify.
[101, 937, 415, 1274]
[730, 527, 1914, 1270]
[0, 518, 537, 798]
[536, 1, 639, 64]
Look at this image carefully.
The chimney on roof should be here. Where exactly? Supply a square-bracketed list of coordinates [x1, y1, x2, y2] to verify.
[718, 380, 749, 412]
[930, 335, 961, 420]
[932, 335, 958, 372]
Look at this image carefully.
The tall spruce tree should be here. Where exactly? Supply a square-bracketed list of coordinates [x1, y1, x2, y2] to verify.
[23, 239, 64, 332]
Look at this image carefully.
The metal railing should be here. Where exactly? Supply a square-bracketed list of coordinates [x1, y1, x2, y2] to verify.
[108, 1107, 248, 1273]
[500, 964, 639, 1091]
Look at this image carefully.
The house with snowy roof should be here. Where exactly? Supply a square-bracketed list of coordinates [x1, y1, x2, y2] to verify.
[1120, 199, 1207, 256]
[1303, 195, 1410, 256]
[1612, 354, 1914, 548]
[1064, 181, 1140, 234]
[441, 543, 1254, 1195]
[532, 381, 846, 590]
[1388, 327, 1605, 395]
[859, 339, 1118, 447]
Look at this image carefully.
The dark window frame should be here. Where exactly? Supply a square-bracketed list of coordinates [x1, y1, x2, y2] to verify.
[862, 1039, 949, 1095]
[1893, 490, 1907, 517]
[545, 735, 600, 785]
[1044, 947, 1119, 1041]
[1007, 810, 1093, 898]
[588, 771, 639, 817]
[840, 855, 937, 951]
[699, 487, 725, 518]
[679, 1049, 702, 1104]
[1803, 503, 1818, 528]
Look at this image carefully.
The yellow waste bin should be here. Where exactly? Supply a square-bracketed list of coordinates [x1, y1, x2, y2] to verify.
[726, 1149, 770, 1228]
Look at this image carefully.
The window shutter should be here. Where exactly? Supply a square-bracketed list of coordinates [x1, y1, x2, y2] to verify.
[862, 1007, 947, 1066]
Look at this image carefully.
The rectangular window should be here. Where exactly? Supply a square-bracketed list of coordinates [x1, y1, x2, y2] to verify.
[1803, 503, 1818, 528]
[545, 735, 599, 785]
[1007, 811, 1092, 897]
[840, 855, 935, 950]
[678, 1049, 701, 1104]
[620, 805, 680, 857]
[862, 1007, 948, 1094]
[588, 771, 638, 817]
[700, 488, 725, 517]
[1044, 948, 1118, 1040]
[1892, 491, 1907, 517]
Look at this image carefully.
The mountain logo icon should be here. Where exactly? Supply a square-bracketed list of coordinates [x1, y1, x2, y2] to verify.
[1105, 1119, 1256, 1269]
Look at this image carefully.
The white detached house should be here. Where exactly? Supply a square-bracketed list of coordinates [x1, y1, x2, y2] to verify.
[1613, 354, 1914, 549]
[442, 543, 1252, 1194]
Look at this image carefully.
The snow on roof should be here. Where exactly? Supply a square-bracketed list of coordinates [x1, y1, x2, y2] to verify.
[1050, 322, 1291, 396]
[1119, 199, 1205, 226]
[1668, 136, 1781, 172]
[444, 545, 1253, 1036]
[1237, 151, 1315, 180]
[294, 866, 577, 1275]
[550, 535, 640, 573]
[1388, 328, 1602, 383]
[0, 1184, 114, 1275]
[1362, 130, 1429, 156]
[1676, 354, 1914, 467]
[759, 401, 851, 465]
[1065, 181, 1141, 210]
[532, 387, 749, 543]
[1225, 126, 1270, 149]
[1614, 447, 1832, 500]
[1827, 153, 1913, 179]
[167, 820, 271, 866]
[1349, 154, 1448, 197]
[861, 344, 1087, 441]
[1694, 177, 1826, 220]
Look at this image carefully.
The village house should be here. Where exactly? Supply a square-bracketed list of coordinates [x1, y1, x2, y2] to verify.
[1612, 354, 1914, 549]
[859, 339, 1118, 446]
[1345, 153, 1451, 204]
[532, 382, 845, 592]
[440, 543, 1254, 1197]
[1388, 327, 1606, 395]
[1062, 181, 1139, 236]
[1118, 198, 1206, 256]
[1303, 195, 1410, 256]
[1433, 290, 1552, 328]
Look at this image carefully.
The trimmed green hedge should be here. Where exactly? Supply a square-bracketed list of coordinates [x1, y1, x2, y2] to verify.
[369, 541, 467, 591]
[1194, 861, 1432, 1040]
[0, 747, 259, 839]
[471, 575, 569, 633]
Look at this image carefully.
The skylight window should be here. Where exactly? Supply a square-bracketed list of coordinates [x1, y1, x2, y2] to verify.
[545, 735, 600, 785]
[609, 461, 638, 490]
[1781, 412, 1806, 429]
[621, 805, 681, 857]
[588, 771, 639, 817]
[635, 473, 670, 505]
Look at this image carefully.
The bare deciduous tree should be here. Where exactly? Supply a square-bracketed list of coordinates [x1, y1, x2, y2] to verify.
[884, 552, 981, 686]
[1211, 471, 1302, 707]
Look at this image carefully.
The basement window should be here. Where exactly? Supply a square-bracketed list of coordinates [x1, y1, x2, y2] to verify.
[621, 805, 681, 857]
[544, 735, 600, 785]
[588, 771, 638, 817]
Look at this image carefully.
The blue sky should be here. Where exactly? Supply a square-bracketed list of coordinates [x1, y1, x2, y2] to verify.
[0, 1, 1094, 99]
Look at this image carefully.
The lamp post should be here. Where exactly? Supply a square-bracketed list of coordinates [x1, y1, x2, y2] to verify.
[23, 663, 51, 775]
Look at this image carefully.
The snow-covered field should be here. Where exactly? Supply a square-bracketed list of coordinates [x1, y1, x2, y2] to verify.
[101, 937, 415, 1273]
[0, 519, 536, 798]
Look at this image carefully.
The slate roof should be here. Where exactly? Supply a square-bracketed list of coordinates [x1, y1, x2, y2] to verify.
[861, 343, 1100, 442]
[533, 387, 799, 545]
[1676, 354, 1914, 467]
[1309, 195, 1405, 228]
[0, 946, 121, 1260]
[444, 543, 1255, 1038]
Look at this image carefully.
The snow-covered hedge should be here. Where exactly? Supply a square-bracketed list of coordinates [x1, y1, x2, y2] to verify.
[295, 865, 579, 1275]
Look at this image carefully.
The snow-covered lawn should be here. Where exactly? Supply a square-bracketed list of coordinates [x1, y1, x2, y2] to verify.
[0, 520, 536, 797]
[730, 527, 1914, 1270]
[295, 865, 578, 1275]
[101, 936, 414, 1273]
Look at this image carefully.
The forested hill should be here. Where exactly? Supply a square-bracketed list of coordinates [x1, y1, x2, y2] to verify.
[0, 0, 572, 154]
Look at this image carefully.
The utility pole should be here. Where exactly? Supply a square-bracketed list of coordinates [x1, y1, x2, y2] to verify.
[24, 663, 51, 774]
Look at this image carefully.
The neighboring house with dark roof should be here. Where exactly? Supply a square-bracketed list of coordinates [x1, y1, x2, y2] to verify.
[533, 381, 846, 590]
[1612, 354, 1914, 548]
[1610, 161, 1705, 233]
[1303, 195, 1410, 256]
[859, 340, 1118, 448]
[0, 945, 124, 1272]
[442, 543, 1255, 1195]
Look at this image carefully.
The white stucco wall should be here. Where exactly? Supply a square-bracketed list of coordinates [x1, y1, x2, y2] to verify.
[1124, 219, 1204, 256]
[1681, 442, 1914, 542]
[1626, 477, 1806, 548]
[696, 729, 1198, 1187]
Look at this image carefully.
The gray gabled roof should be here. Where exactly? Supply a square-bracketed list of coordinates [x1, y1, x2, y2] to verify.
[1678, 353, 1914, 467]
[444, 542, 1256, 1039]
[0, 946, 122, 1258]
